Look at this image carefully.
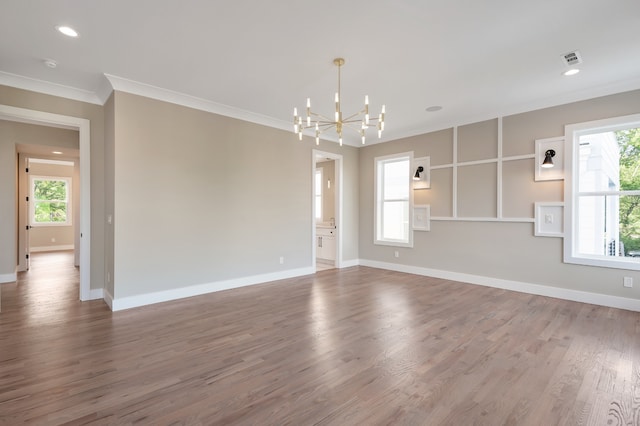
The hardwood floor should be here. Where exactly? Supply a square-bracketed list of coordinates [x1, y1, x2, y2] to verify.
[1, 251, 640, 425]
[316, 259, 335, 272]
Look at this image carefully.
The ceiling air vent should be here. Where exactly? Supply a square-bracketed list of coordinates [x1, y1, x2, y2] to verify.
[561, 50, 583, 66]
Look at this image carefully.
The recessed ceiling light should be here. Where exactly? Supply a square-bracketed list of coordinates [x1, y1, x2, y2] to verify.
[426, 105, 443, 112]
[52, 151, 63, 155]
[563, 68, 580, 76]
[56, 25, 78, 37]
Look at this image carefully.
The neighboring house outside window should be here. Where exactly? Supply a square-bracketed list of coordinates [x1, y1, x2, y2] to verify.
[30, 176, 72, 226]
[374, 152, 413, 247]
[565, 113, 640, 270]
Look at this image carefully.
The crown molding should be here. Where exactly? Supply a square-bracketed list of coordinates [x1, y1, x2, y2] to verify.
[0, 70, 346, 146]
[4, 70, 639, 150]
[95, 76, 116, 105]
[0, 71, 104, 105]
[103, 74, 294, 133]
[104, 74, 353, 146]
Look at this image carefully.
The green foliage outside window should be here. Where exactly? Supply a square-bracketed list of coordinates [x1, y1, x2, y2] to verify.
[617, 128, 640, 254]
[33, 179, 68, 223]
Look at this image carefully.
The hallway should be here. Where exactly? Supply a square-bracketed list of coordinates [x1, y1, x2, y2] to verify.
[0, 250, 102, 320]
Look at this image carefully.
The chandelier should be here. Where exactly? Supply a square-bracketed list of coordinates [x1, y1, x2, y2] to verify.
[293, 58, 385, 146]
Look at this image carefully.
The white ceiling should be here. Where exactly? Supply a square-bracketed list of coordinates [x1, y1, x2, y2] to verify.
[2, 0, 640, 146]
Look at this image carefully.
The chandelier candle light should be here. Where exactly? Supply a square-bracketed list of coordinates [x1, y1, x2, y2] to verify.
[293, 58, 385, 146]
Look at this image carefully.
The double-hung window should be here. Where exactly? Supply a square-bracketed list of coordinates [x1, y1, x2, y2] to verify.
[375, 153, 413, 247]
[565, 113, 640, 270]
[30, 176, 72, 226]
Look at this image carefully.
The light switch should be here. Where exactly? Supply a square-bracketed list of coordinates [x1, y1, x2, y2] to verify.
[544, 214, 554, 224]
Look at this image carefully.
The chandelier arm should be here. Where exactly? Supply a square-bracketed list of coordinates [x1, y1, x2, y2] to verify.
[308, 112, 334, 122]
[342, 111, 365, 122]
[308, 119, 338, 126]
[292, 57, 384, 144]
[301, 122, 337, 131]
[343, 122, 370, 134]
[342, 118, 369, 124]
[315, 126, 336, 135]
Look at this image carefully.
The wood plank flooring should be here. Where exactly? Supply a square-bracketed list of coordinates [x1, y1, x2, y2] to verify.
[1, 251, 640, 425]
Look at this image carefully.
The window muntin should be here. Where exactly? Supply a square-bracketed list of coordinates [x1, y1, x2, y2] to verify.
[30, 176, 72, 226]
[375, 153, 413, 246]
[565, 114, 640, 270]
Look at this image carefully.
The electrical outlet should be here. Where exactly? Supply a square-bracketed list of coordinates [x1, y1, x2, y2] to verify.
[623, 277, 633, 288]
[394, 251, 399, 258]
[544, 214, 554, 224]
[279, 256, 284, 264]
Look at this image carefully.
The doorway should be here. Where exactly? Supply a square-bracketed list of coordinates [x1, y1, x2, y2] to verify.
[0, 104, 91, 301]
[19, 156, 79, 273]
[313, 150, 343, 271]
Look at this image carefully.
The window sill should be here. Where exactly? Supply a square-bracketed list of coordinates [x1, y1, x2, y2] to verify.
[564, 253, 640, 271]
[374, 239, 413, 248]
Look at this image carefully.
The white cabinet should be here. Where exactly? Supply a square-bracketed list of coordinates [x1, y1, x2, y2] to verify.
[316, 227, 336, 261]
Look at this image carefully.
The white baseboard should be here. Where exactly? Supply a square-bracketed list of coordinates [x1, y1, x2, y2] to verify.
[339, 259, 360, 268]
[30, 245, 74, 253]
[89, 288, 103, 300]
[0, 272, 17, 284]
[110, 266, 315, 312]
[360, 259, 640, 312]
[103, 288, 114, 310]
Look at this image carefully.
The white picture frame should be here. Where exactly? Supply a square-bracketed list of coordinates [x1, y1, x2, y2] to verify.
[535, 137, 564, 181]
[534, 202, 564, 237]
[413, 204, 430, 231]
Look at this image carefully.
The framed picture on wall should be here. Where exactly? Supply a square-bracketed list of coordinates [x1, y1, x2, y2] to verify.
[534, 202, 564, 237]
[413, 204, 430, 231]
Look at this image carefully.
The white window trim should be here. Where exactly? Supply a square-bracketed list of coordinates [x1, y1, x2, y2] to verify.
[374, 151, 414, 247]
[564, 113, 640, 271]
[30, 175, 73, 227]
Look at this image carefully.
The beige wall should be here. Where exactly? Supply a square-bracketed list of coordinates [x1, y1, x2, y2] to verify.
[110, 91, 359, 299]
[0, 85, 105, 290]
[0, 136, 16, 280]
[1, 85, 360, 302]
[7, 82, 638, 308]
[359, 89, 640, 301]
[1, 120, 79, 150]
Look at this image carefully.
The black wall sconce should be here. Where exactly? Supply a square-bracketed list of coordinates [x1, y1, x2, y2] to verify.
[541, 149, 555, 168]
[413, 166, 424, 181]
